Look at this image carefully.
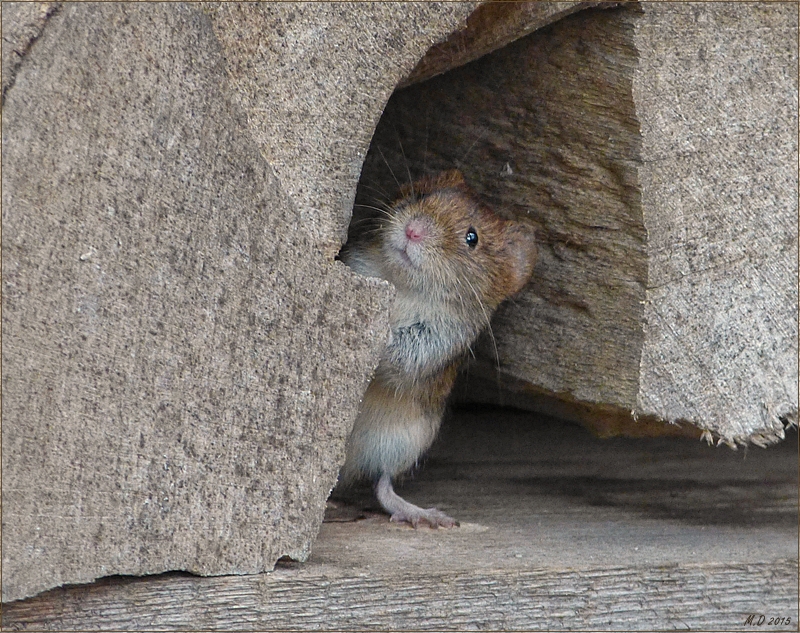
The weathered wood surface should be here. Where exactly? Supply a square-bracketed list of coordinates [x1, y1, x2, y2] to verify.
[354, 3, 798, 446]
[354, 5, 651, 434]
[4, 409, 797, 630]
[0, 1, 473, 602]
[3, 0, 796, 610]
[400, 0, 597, 88]
[5, 562, 796, 631]
[633, 2, 798, 447]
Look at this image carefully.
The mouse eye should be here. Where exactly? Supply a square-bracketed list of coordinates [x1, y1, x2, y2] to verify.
[465, 227, 479, 249]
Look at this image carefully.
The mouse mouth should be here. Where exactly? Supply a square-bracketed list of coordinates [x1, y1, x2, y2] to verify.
[397, 247, 415, 267]
[386, 225, 423, 269]
[388, 214, 434, 271]
[390, 243, 423, 273]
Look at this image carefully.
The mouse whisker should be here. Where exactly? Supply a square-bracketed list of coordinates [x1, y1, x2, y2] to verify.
[358, 181, 393, 204]
[376, 144, 403, 195]
[455, 127, 487, 173]
[392, 122, 415, 200]
[353, 203, 394, 218]
[452, 275, 470, 321]
[462, 275, 500, 370]
[422, 106, 430, 176]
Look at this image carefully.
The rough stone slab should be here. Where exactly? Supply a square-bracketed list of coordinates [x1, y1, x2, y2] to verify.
[204, 2, 477, 257]
[0, 0, 482, 602]
[633, 2, 798, 445]
[0, 1, 60, 101]
[3, 410, 797, 630]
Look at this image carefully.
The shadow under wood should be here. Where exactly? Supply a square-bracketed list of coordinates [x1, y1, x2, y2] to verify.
[507, 474, 798, 528]
[395, 408, 798, 530]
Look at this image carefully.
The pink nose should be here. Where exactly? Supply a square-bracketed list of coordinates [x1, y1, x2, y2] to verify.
[405, 219, 426, 243]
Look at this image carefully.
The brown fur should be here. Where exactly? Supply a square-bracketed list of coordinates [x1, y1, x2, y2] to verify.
[339, 170, 536, 527]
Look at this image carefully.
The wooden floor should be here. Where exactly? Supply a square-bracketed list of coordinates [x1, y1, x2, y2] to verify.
[3, 408, 798, 631]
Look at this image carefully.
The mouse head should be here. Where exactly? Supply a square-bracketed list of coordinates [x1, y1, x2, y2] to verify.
[381, 170, 536, 312]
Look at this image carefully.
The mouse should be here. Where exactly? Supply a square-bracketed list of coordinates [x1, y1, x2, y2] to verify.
[338, 169, 537, 528]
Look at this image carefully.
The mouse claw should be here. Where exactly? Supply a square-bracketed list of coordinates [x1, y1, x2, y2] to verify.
[375, 474, 459, 529]
[390, 507, 459, 529]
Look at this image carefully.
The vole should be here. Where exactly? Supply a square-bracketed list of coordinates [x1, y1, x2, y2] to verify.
[339, 170, 536, 528]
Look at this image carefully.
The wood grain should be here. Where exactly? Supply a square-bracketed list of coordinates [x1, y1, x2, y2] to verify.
[400, 1, 597, 88]
[355, 6, 647, 421]
[352, 3, 798, 444]
[632, 2, 798, 446]
[4, 562, 796, 631]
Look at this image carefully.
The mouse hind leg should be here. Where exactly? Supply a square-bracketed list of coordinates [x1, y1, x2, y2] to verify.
[375, 473, 458, 528]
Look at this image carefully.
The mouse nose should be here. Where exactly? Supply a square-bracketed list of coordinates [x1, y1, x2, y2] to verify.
[405, 218, 427, 243]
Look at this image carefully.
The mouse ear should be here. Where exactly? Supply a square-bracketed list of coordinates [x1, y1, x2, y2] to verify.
[501, 221, 537, 295]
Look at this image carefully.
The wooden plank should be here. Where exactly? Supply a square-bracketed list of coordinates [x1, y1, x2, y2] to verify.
[353, 5, 650, 431]
[4, 562, 796, 631]
[632, 2, 798, 445]
[353, 3, 798, 445]
[4, 409, 797, 630]
[400, 0, 596, 88]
